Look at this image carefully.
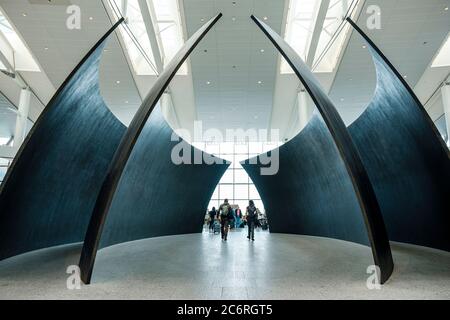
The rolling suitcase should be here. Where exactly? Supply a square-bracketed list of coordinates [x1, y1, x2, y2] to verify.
[213, 220, 221, 234]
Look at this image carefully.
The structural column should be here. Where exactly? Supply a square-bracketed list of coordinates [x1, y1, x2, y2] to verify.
[13, 87, 31, 147]
[441, 83, 450, 146]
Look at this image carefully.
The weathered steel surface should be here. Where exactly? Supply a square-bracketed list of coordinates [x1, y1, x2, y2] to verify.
[249, 15, 393, 283]
[0, 20, 126, 260]
[347, 19, 450, 251]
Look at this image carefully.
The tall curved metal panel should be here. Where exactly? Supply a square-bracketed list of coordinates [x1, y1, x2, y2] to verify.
[250, 15, 393, 283]
[79, 14, 223, 284]
[99, 105, 228, 249]
[243, 115, 368, 245]
[347, 19, 450, 251]
[0, 20, 126, 260]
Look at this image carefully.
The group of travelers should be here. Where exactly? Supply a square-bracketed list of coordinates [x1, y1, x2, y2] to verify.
[207, 199, 260, 242]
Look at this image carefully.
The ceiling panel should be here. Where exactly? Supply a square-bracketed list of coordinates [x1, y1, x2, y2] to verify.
[0, 0, 448, 136]
[0, 0, 142, 125]
[184, 0, 285, 136]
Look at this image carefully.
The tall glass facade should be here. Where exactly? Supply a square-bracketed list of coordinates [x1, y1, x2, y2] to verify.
[193, 141, 281, 213]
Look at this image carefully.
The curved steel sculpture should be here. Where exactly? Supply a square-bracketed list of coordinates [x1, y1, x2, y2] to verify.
[97, 105, 229, 251]
[79, 13, 223, 284]
[0, 19, 126, 260]
[347, 18, 450, 251]
[243, 115, 369, 244]
[250, 15, 393, 283]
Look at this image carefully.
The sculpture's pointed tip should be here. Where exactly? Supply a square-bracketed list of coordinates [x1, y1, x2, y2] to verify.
[346, 17, 355, 25]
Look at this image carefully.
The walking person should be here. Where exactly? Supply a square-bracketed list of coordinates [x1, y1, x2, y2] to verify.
[208, 207, 217, 232]
[246, 200, 257, 241]
[235, 207, 242, 228]
[218, 199, 233, 241]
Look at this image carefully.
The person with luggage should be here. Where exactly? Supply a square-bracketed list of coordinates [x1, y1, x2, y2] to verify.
[213, 218, 221, 234]
[208, 207, 217, 232]
[246, 200, 258, 241]
[218, 199, 234, 241]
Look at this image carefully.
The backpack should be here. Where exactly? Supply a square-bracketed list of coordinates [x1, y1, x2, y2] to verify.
[247, 206, 257, 220]
[221, 204, 230, 217]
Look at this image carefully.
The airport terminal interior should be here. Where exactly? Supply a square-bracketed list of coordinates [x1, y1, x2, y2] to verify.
[0, 0, 449, 300]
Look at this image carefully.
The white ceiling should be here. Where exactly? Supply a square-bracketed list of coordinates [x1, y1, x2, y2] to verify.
[0, 0, 448, 143]
[0, 0, 143, 125]
[184, 0, 285, 132]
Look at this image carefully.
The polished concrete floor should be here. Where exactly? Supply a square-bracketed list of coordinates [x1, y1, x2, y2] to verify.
[0, 227, 449, 299]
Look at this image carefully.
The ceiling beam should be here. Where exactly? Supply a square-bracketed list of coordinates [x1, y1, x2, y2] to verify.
[137, 0, 164, 73]
[0, 32, 16, 74]
[284, 0, 330, 140]
[306, 0, 330, 68]
[0, 36, 28, 89]
[137, 0, 185, 131]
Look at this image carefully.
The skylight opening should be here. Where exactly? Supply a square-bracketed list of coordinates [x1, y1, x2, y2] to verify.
[281, 0, 321, 74]
[312, 0, 358, 73]
[431, 32, 450, 68]
[151, 0, 187, 74]
[108, 0, 187, 76]
[109, 0, 157, 75]
[0, 8, 40, 72]
[281, 0, 358, 74]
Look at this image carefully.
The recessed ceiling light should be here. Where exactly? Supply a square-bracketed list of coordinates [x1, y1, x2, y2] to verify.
[340, 98, 345, 102]
[403, 75, 407, 79]
[44, 47, 48, 50]
[206, 81, 211, 85]
[444, 7, 449, 11]
[22, 13, 27, 17]
[116, 80, 121, 84]
[201, 18, 205, 22]
[362, 45, 367, 49]
[104, 49, 109, 52]
[260, 49, 265, 53]
[349, 78, 353, 81]
[89, 16, 93, 21]
[257, 80, 262, 84]
[125, 100, 129, 104]
[263, 16, 268, 20]
[231, 17, 236, 21]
